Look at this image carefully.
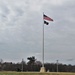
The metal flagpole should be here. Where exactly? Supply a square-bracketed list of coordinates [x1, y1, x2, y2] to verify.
[40, 13, 53, 72]
[40, 12, 46, 72]
[42, 12, 44, 68]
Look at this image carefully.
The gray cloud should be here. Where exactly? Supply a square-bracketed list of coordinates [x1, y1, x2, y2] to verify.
[0, 0, 75, 64]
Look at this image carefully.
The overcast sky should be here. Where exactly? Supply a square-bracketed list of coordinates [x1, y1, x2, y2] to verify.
[0, 0, 75, 65]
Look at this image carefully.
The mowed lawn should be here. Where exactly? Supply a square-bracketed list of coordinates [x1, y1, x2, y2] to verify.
[0, 72, 75, 75]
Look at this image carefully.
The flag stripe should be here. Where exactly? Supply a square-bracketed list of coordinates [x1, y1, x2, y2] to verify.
[43, 14, 53, 21]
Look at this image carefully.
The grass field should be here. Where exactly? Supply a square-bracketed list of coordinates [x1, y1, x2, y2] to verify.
[0, 72, 75, 75]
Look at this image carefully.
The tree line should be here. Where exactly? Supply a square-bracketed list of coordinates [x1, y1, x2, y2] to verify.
[0, 56, 75, 72]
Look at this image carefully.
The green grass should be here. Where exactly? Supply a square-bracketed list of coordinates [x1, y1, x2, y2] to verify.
[0, 72, 75, 75]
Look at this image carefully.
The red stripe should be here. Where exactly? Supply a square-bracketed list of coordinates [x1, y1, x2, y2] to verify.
[43, 14, 53, 21]
[44, 17, 53, 21]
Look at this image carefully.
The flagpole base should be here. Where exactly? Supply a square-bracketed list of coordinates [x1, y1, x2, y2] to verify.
[40, 67, 46, 72]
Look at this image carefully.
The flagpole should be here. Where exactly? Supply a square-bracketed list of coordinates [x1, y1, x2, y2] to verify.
[40, 12, 46, 72]
[42, 13, 53, 67]
[42, 12, 44, 68]
[40, 13, 53, 72]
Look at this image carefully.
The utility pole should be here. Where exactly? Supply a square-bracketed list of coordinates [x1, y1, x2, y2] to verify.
[56, 60, 58, 72]
[22, 58, 24, 72]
